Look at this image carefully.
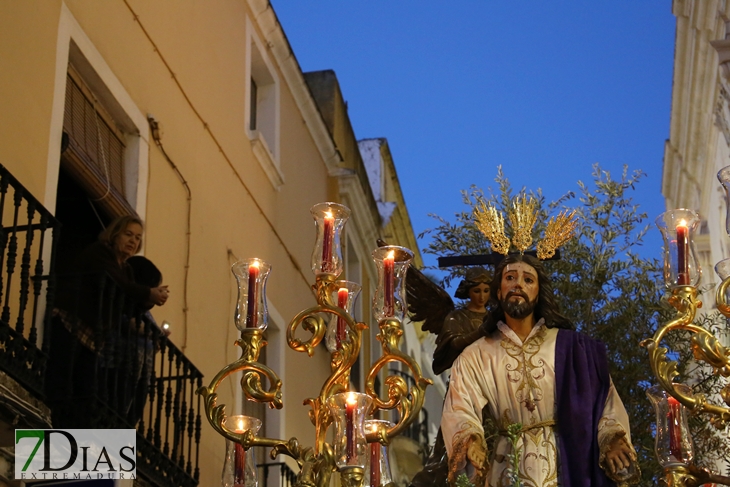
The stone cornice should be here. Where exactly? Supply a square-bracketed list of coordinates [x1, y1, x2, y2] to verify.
[246, 0, 341, 175]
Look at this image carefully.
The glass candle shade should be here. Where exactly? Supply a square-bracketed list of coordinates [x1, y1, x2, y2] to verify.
[371, 246, 413, 323]
[222, 415, 262, 487]
[655, 209, 701, 288]
[311, 202, 351, 277]
[718, 165, 730, 235]
[327, 392, 373, 469]
[364, 420, 394, 487]
[326, 280, 362, 352]
[232, 259, 272, 331]
[646, 385, 694, 467]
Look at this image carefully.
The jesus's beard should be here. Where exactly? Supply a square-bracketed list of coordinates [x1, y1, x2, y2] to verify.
[501, 292, 537, 320]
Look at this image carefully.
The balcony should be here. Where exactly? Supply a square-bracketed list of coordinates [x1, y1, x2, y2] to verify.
[47, 271, 203, 487]
[0, 163, 203, 487]
[0, 163, 59, 428]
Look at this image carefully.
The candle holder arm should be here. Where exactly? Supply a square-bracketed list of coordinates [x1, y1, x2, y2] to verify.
[197, 330, 283, 445]
[643, 286, 730, 425]
[270, 439, 336, 487]
[685, 463, 730, 486]
[287, 277, 369, 453]
[365, 318, 432, 441]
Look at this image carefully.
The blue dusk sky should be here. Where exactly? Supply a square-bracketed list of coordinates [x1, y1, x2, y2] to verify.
[271, 2, 676, 273]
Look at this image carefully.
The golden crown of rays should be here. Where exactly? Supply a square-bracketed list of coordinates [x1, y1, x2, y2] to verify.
[473, 195, 578, 260]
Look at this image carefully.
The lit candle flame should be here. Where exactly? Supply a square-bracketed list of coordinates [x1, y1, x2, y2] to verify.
[387, 250, 394, 260]
[250, 260, 260, 269]
[236, 418, 245, 433]
[325, 211, 333, 219]
[346, 392, 358, 406]
[677, 219, 688, 228]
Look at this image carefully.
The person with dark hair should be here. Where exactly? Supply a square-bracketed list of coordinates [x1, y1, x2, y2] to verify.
[440, 254, 638, 487]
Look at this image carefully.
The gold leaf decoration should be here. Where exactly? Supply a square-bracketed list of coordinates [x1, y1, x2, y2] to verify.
[473, 197, 510, 255]
[537, 210, 578, 260]
[508, 195, 537, 254]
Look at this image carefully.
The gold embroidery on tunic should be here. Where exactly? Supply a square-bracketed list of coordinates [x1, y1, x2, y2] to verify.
[491, 327, 558, 487]
[500, 326, 547, 413]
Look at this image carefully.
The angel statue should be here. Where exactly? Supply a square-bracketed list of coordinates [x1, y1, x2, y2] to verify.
[406, 264, 493, 487]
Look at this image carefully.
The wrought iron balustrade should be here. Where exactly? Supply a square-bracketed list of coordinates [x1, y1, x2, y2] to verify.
[0, 163, 59, 398]
[48, 271, 202, 487]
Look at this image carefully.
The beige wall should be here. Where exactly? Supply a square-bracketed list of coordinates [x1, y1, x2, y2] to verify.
[0, 0, 338, 483]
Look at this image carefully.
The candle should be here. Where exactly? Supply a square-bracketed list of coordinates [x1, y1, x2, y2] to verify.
[246, 261, 260, 328]
[667, 396, 683, 460]
[676, 221, 689, 285]
[346, 393, 357, 463]
[234, 418, 246, 487]
[337, 287, 349, 348]
[370, 441, 381, 487]
[322, 211, 334, 273]
[383, 251, 394, 317]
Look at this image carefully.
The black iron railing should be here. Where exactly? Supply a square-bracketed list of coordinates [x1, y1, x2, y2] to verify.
[47, 271, 202, 487]
[257, 462, 298, 487]
[0, 164, 59, 398]
[389, 368, 429, 447]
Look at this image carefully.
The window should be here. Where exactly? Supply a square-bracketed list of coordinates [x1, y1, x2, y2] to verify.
[48, 4, 149, 217]
[62, 64, 132, 217]
[245, 18, 282, 189]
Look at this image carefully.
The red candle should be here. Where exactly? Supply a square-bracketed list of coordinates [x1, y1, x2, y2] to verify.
[383, 251, 394, 316]
[667, 396, 683, 460]
[322, 211, 334, 273]
[676, 221, 689, 285]
[337, 287, 348, 348]
[246, 261, 260, 328]
[370, 441, 381, 487]
[234, 418, 246, 487]
[346, 393, 357, 463]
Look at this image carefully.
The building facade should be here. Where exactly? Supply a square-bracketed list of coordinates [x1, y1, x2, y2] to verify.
[0, 1, 432, 486]
[663, 0, 730, 286]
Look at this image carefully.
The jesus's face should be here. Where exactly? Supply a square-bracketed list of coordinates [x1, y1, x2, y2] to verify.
[497, 261, 539, 319]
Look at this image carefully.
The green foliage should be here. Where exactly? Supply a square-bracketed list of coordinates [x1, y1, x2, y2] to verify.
[420, 164, 730, 485]
[505, 422, 523, 487]
[454, 473, 474, 487]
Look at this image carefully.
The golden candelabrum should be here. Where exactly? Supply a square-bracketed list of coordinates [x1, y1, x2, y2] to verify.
[197, 202, 432, 487]
[642, 166, 730, 486]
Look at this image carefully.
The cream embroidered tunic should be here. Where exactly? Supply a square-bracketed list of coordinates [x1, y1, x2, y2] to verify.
[440, 320, 632, 487]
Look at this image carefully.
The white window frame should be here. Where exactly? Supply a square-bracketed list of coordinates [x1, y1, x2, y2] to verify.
[245, 16, 283, 190]
[46, 2, 149, 216]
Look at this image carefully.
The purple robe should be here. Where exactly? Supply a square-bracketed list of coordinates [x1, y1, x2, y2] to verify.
[555, 329, 614, 487]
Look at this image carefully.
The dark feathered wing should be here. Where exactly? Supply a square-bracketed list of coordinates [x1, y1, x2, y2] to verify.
[377, 239, 454, 336]
[406, 264, 454, 336]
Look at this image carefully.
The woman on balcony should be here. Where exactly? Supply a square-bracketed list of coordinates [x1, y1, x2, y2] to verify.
[46, 215, 169, 424]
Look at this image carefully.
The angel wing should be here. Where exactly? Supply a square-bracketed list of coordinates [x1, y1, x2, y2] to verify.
[376, 239, 454, 336]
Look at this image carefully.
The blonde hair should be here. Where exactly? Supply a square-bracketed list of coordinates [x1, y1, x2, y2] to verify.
[99, 215, 144, 252]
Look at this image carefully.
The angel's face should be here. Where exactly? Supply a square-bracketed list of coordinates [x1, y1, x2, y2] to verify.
[497, 262, 539, 319]
[467, 282, 490, 311]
